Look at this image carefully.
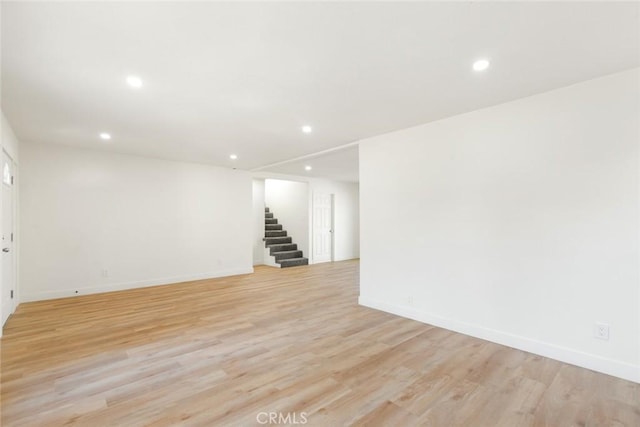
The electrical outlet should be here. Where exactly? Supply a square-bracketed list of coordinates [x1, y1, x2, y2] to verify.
[594, 323, 610, 340]
[101, 269, 109, 278]
[406, 296, 414, 306]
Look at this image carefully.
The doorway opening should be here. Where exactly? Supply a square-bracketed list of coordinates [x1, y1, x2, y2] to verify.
[2, 149, 17, 326]
[312, 192, 334, 263]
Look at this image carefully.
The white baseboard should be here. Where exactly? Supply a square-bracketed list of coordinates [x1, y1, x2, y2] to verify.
[20, 267, 255, 303]
[359, 295, 640, 384]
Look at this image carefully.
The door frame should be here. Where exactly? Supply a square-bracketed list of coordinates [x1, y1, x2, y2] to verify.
[1, 149, 17, 326]
[311, 192, 335, 264]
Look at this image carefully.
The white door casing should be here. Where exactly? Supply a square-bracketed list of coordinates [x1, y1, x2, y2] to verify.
[312, 192, 334, 263]
[1, 151, 16, 326]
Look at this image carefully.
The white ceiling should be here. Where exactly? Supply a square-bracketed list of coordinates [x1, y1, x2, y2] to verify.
[2, 2, 638, 179]
[258, 144, 359, 183]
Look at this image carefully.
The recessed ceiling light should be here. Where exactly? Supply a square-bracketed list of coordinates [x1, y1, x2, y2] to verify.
[302, 125, 312, 134]
[229, 154, 238, 160]
[126, 75, 143, 88]
[305, 165, 312, 171]
[472, 59, 490, 72]
[99, 133, 111, 140]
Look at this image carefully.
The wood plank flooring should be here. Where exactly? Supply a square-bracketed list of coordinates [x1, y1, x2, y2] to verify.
[1, 260, 638, 426]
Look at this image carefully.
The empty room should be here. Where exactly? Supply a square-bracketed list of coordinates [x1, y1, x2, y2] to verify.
[1, 1, 639, 426]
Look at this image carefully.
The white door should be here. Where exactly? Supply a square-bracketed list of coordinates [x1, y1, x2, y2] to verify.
[2, 151, 16, 326]
[312, 193, 334, 263]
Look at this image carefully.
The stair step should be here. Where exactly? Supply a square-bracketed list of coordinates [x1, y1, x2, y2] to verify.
[272, 250, 303, 261]
[264, 236, 292, 245]
[265, 207, 270, 213]
[265, 218, 278, 225]
[265, 212, 274, 219]
[265, 230, 287, 238]
[268, 243, 297, 253]
[278, 257, 309, 268]
[265, 224, 283, 231]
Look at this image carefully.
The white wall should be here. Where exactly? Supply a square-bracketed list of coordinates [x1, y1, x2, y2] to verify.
[1, 113, 20, 161]
[20, 142, 253, 301]
[359, 68, 640, 382]
[265, 179, 310, 257]
[309, 178, 359, 262]
[1, 112, 21, 332]
[252, 179, 265, 265]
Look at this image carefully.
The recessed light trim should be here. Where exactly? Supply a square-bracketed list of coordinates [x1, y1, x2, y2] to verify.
[99, 133, 111, 140]
[472, 59, 490, 72]
[126, 75, 143, 88]
[229, 154, 238, 160]
[305, 165, 312, 171]
[302, 125, 312, 134]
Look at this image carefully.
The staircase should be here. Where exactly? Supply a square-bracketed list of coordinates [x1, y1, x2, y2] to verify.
[264, 207, 309, 268]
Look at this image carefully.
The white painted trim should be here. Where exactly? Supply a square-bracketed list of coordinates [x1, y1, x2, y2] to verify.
[311, 191, 335, 264]
[20, 267, 255, 303]
[359, 295, 640, 384]
[1, 149, 18, 327]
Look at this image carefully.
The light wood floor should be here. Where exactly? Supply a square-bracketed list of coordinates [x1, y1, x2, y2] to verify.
[1, 260, 638, 426]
